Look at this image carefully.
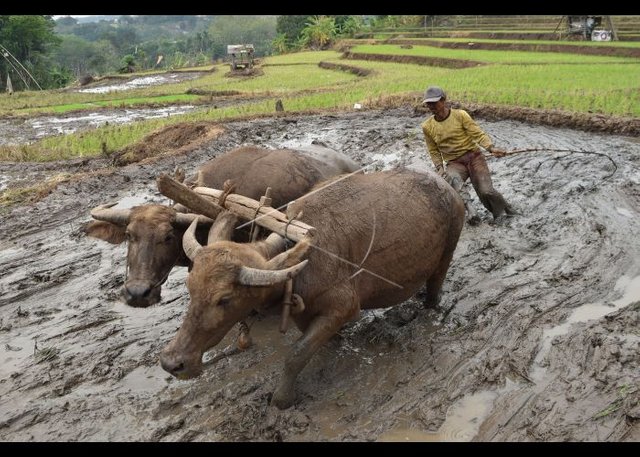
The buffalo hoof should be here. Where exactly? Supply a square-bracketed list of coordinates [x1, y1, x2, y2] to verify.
[492, 214, 515, 226]
[467, 215, 481, 226]
[505, 205, 521, 216]
[423, 295, 440, 309]
[271, 386, 295, 410]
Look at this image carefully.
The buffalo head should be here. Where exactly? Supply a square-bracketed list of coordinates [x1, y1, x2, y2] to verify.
[86, 203, 213, 307]
[159, 216, 310, 379]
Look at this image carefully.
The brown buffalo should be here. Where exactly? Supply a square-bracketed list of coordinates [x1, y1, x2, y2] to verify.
[85, 145, 360, 307]
[160, 169, 465, 408]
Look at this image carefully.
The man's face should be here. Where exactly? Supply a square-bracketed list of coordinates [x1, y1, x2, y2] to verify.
[426, 99, 445, 115]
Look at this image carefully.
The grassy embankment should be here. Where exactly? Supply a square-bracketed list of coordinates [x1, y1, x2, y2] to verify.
[388, 37, 640, 48]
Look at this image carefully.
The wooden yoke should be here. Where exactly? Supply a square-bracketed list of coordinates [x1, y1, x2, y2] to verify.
[157, 174, 316, 243]
[194, 186, 315, 243]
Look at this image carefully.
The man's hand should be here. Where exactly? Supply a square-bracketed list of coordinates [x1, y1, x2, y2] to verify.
[488, 146, 507, 158]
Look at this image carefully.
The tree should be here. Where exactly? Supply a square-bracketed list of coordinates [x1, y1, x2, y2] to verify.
[300, 16, 336, 50]
[53, 35, 96, 77]
[276, 15, 311, 47]
[271, 33, 288, 54]
[56, 16, 78, 27]
[0, 15, 61, 90]
[335, 15, 364, 37]
[119, 54, 137, 73]
[103, 26, 139, 55]
[208, 15, 277, 60]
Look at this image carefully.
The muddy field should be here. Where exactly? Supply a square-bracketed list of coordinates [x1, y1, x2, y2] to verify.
[0, 107, 639, 442]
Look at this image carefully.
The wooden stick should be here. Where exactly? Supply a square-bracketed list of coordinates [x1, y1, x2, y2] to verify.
[251, 187, 272, 242]
[194, 186, 315, 243]
[157, 174, 224, 221]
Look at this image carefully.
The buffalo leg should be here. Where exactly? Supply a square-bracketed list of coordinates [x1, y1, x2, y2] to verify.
[423, 248, 456, 308]
[271, 311, 350, 409]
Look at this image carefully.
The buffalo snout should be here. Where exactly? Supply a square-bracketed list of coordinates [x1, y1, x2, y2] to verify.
[123, 280, 161, 307]
[159, 347, 202, 380]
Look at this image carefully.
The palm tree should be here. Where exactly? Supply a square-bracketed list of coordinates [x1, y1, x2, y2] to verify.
[271, 33, 288, 54]
[301, 16, 336, 50]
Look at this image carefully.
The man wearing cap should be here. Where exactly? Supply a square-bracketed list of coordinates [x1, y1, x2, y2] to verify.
[421, 85, 517, 224]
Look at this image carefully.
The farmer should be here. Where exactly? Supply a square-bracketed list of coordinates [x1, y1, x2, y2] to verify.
[421, 85, 517, 224]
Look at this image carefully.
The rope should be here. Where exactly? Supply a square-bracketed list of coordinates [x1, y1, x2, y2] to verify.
[283, 217, 295, 249]
[349, 211, 376, 281]
[283, 210, 302, 250]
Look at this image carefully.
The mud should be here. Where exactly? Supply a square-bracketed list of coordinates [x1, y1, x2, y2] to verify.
[0, 106, 200, 147]
[343, 51, 485, 69]
[318, 61, 372, 77]
[73, 71, 208, 94]
[1, 108, 639, 442]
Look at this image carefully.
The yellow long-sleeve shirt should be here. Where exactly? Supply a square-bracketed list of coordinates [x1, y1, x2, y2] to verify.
[421, 108, 493, 167]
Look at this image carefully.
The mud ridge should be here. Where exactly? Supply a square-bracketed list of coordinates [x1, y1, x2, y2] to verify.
[318, 61, 372, 76]
[112, 122, 226, 166]
[342, 51, 485, 69]
[386, 39, 640, 58]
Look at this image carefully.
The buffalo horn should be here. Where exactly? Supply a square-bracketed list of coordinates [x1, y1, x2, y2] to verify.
[237, 260, 309, 287]
[207, 211, 238, 245]
[183, 219, 203, 261]
[174, 213, 214, 227]
[90, 202, 131, 226]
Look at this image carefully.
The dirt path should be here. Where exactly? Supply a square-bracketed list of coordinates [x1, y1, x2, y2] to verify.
[0, 108, 638, 441]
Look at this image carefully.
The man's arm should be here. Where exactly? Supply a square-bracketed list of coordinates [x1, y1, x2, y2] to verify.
[460, 110, 506, 157]
[422, 125, 444, 171]
[460, 110, 492, 148]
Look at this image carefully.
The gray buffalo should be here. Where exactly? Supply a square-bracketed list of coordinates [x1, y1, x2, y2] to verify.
[160, 169, 464, 408]
[85, 145, 360, 307]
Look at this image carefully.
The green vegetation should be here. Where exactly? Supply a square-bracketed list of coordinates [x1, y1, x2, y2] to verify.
[0, 16, 62, 91]
[2, 15, 639, 209]
[1, 43, 638, 164]
[593, 384, 638, 419]
[0, 56, 355, 116]
[3, 15, 639, 92]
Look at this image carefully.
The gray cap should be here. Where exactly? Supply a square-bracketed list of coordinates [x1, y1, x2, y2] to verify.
[422, 86, 445, 103]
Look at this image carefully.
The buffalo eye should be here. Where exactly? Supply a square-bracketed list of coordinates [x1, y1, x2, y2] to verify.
[218, 297, 231, 307]
[163, 232, 175, 244]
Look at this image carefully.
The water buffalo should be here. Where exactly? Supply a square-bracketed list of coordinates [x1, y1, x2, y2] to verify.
[160, 169, 465, 408]
[85, 144, 360, 307]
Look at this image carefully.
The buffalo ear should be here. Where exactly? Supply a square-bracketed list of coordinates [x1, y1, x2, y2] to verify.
[83, 221, 127, 244]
